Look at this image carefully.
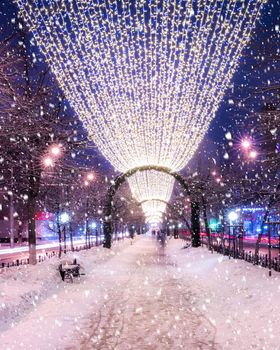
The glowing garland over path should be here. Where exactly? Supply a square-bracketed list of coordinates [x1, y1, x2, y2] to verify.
[142, 200, 167, 223]
[128, 171, 174, 203]
[16, 0, 265, 173]
[128, 170, 174, 222]
[146, 215, 163, 224]
[16, 0, 265, 221]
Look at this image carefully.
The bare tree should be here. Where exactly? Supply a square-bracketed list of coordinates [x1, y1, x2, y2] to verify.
[0, 31, 83, 263]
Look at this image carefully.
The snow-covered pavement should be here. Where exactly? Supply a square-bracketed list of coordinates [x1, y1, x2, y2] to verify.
[1, 236, 280, 349]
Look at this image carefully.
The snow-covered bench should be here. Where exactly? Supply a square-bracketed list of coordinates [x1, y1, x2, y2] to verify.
[58, 259, 83, 283]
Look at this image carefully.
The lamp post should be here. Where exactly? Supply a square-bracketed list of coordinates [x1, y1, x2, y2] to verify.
[60, 212, 70, 254]
[84, 172, 95, 248]
[84, 197, 90, 248]
[228, 211, 238, 259]
[43, 143, 63, 256]
[268, 219, 272, 276]
[240, 138, 257, 161]
[92, 222, 98, 246]
[241, 139, 251, 149]
[9, 167, 15, 248]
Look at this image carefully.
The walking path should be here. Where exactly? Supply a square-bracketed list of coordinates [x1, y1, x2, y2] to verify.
[1, 236, 280, 349]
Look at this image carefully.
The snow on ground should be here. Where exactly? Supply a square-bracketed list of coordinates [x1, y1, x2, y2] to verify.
[168, 240, 280, 350]
[0, 238, 132, 332]
[0, 236, 280, 349]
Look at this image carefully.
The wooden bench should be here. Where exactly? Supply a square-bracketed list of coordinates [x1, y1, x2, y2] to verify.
[58, 260, 83, 283]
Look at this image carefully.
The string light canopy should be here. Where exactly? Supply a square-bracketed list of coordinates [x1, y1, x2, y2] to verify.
[146, 215, 163, 224]
[128, 170, 174, 220]
[142, 199, 167, 222]
[16, 0, 265, 219]
[16, 0, 265, 173]
[128, 171, 174, 203]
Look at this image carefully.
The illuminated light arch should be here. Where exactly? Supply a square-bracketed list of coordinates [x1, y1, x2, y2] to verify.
[101, 165, 191, 248]
[128, 170, 175, 217]
[146, 215, 163, 224]
[142, 199, 167, 219]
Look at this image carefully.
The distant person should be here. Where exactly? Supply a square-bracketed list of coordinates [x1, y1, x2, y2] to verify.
[129, 231, 134, 245]
[160, 230, 166, 246]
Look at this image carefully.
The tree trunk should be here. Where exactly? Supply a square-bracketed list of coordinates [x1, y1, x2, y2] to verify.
[201, 197, 211, 250]
[103, 185, 117, 249]
[56, 207, 62, 258]
[69, 221, 74, 251]
[27, 165, 42, 265]
[114, 222, 118, 241]
[85, 217, 89, 248]
[191, 201, 201, 247]
[103, 220, 112, 248]
[95, 227, 98, 246]
[28, 195, 37, 265]
[63, 225, 67, 254]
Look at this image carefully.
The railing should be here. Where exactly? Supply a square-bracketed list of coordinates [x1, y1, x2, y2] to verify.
[0, 234, 127, 269]
[180, 231, 280, 274]
[1, 245, 85, 268]
[211, 243, 280, 273]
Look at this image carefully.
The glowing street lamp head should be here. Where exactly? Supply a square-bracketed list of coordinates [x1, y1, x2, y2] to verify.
[241, 139, 251, 149]
[91, 222, 97, 229]
[60, 212, 70, 224]
[228, 211, 238, 222]
[43, 157, 54, 168]
[84, 172, 95, 186]
[249, 150, 257, 159]
[87, 173, 94, 181]
[50, 144, 62, 157]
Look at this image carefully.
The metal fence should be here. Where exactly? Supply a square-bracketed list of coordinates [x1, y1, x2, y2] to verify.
[182, 233, 280, 275]
[0, 236, 126, 269]
[208, 240, 280, 276]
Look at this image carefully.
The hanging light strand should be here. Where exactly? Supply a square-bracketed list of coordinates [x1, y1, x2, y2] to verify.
[15, 0, 265, 173]
[15, 0, 265, 217]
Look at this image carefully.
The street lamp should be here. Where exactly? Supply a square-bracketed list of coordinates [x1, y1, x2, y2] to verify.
[240, 138, 257, 161]
[43, 144, 63, 168]
[228, 211, 238, 222]
[84, 172, 95, 187]
[60, 212, 70, 224]
[228, 211, 239, 259]
[91, 221, 98, 246]
[50, 144, 62, 157]
[43, 157, 54, 167]
[87, 172, 94, 181]
[91, 222, 97, 229]
[249, 150, 257, 159]
[84, 172, 95, 248]
[241, 139, 251, 149]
